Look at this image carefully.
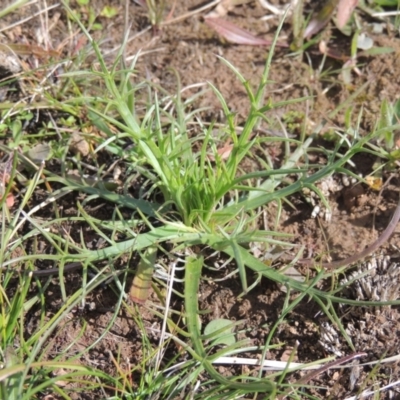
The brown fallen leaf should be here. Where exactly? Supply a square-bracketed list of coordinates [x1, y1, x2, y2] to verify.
[70, 132, 90, 157]
[205, 16, 288, 47]
[208, 139, 233, 161]
[3, 193, 15, 208]
[319, 40, 349, 61]
[304, 0, 339, 39]
[0, 153, 15, 208]
[365, 176, 383, 191]
[337, 0, 358, 29]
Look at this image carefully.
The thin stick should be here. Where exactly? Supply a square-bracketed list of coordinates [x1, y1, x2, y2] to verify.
[30, 261, 83, 276]
[277, 352, 366, 400]
[301, 195, 400, 270]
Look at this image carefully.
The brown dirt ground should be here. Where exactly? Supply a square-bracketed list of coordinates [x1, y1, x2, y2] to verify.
[2, 0, 400, 398]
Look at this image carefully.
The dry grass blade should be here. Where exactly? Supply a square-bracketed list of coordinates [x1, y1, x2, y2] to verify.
[0, 43, 59, 59]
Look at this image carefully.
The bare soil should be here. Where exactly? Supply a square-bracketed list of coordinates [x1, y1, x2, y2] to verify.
[2, 0, 400, 398]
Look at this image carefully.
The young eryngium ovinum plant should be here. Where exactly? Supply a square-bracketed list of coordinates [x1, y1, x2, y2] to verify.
[27, 4, 400, 397]
[61, 1, 387, 289]
[63, 8, 302, 232]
